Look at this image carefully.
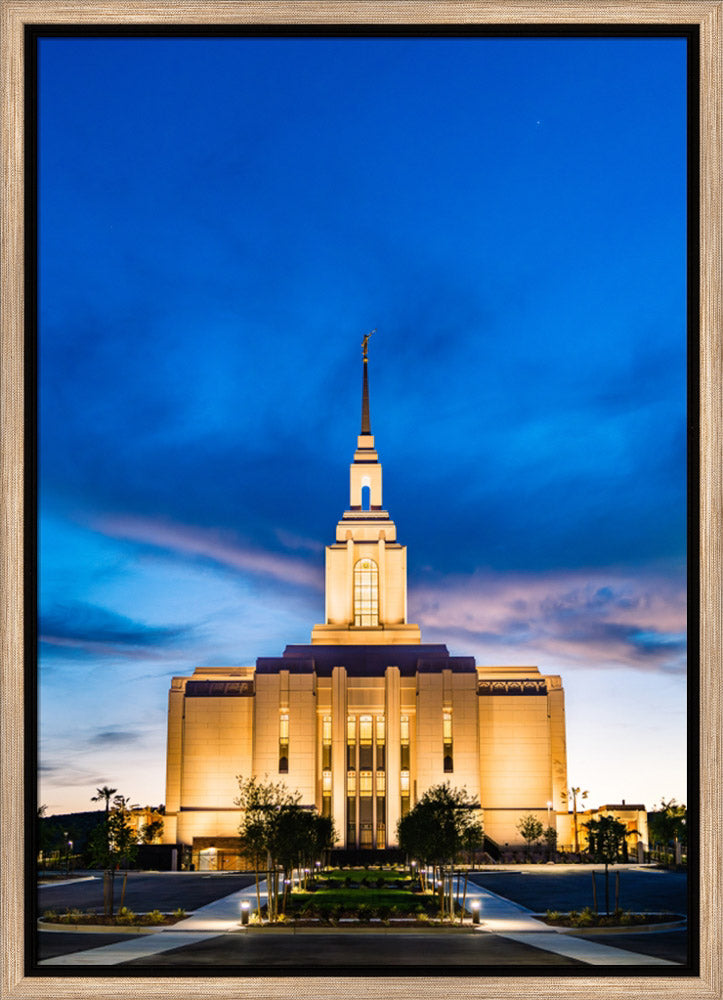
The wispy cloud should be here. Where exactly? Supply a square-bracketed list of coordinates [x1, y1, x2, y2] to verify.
[411, 568, 686, 674]
[89, 729, 142, 746]
[40, 601, 192, 659]
[96, 516, 324, 591]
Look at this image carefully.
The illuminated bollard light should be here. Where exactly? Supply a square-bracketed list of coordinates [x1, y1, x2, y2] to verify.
[240, 901, 250, 926]
[471, 900, 480, 925]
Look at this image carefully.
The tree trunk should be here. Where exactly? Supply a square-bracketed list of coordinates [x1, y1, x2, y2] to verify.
[460, 871, 469, 924]
[103, 870, 114, 917]
[254, 864, 262, 922]
[119, 871, 128, 912]
[605, 863, 610, 916]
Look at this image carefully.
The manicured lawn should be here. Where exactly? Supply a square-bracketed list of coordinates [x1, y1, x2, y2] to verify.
[322, 867, 411, 883]
[292, 888, 425, 909]
[280, 880, 438, 920]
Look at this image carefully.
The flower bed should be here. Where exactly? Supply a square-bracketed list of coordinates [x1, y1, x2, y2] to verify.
[41, 906, 187, 927]
[541, 907, 684, 928]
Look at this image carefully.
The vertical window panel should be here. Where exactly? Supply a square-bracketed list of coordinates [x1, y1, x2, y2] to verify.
[279, 712, 289, 773]
[400, 714, 410, 770]
[443, 709, 453, 773]
[354, 558, 379, 626]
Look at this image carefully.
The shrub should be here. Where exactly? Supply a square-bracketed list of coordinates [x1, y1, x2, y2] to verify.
[376, 877, 385, 889]
[172, 907, 187, 919]
[43, 910, 57, 920]
[145, 909, 165, 925]
[575, 907, 595, 927]
[116, 907, 137, 925]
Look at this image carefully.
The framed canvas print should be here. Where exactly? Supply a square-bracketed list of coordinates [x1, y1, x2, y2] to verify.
[1, 2, 721, 999]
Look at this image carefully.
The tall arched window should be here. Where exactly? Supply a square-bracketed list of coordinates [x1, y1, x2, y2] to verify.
[354, 558, 379, 626]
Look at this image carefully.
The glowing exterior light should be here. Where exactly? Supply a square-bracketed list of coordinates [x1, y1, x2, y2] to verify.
[240, 900, 250, 926]
[471, 900, 480, 925]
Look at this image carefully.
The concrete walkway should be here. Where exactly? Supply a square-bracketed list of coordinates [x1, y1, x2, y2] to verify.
[40, 881, 266, 966]
[41, 877, 680, 968]
[461, 880, 679, 966]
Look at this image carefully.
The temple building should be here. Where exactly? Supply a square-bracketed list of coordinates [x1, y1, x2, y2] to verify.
[163, 339, 568, 865]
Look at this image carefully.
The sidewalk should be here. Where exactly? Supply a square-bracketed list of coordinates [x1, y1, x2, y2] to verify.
[40, 881, 265, 966]
[461, 880, 679, 966]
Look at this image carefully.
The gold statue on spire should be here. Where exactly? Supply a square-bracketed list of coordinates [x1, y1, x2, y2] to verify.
[361, 328, 376, 359]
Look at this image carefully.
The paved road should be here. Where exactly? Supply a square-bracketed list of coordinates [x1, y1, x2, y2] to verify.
[468, 868, 687, 916]
[94, 929, 588, 968]
[37, 872, 256, 915]
[38, 931, 139, 961]
[567, 930, 689, 965]
[116, 928, 688, 969]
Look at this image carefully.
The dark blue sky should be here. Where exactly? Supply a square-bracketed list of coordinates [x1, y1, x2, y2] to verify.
[38, 35, 687, 813]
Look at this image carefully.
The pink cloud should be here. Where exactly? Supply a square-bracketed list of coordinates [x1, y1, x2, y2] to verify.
[410, 568, 686, 673]
[96, 516, 324, 591]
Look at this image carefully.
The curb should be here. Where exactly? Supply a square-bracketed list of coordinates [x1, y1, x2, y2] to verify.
[236, 924, 480, 934]
[548, 920, 687, 936]
[38, 920, 173, 935]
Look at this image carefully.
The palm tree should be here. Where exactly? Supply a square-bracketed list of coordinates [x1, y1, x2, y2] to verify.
[562, 786, 588, 854]
[91, 786, 117, 815]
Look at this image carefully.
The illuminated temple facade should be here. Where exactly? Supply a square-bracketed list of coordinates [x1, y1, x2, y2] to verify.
[163, 347, 568, 862]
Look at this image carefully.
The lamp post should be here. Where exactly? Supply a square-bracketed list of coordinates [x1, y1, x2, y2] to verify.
[240, 901, 250, 926]
[471, 900, 480, 925]
[66, 839, 73, 876]
[547, 801, 552, 827]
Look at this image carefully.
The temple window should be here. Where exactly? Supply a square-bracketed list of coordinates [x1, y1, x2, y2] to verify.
[354, 558, 379, 626]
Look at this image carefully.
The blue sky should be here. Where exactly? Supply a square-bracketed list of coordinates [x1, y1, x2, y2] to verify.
[38, 34, 688, 816]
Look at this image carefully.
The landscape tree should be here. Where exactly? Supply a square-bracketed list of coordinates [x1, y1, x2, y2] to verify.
[88, 792, 138, 916]
[140, 818, 164, 844]
[583, 814, 627, 914]
[397, 783, 483, 919]
[236, 775, 334, 921]
[516, 814, 543, 858]
[91, 785, 118, 815]
[648, 798, 687, 859]
[543, 825, 558, 861]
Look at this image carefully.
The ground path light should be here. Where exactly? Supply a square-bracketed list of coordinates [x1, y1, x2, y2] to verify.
[240, 901, 250, 926]
[471, 900, 480, 925]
